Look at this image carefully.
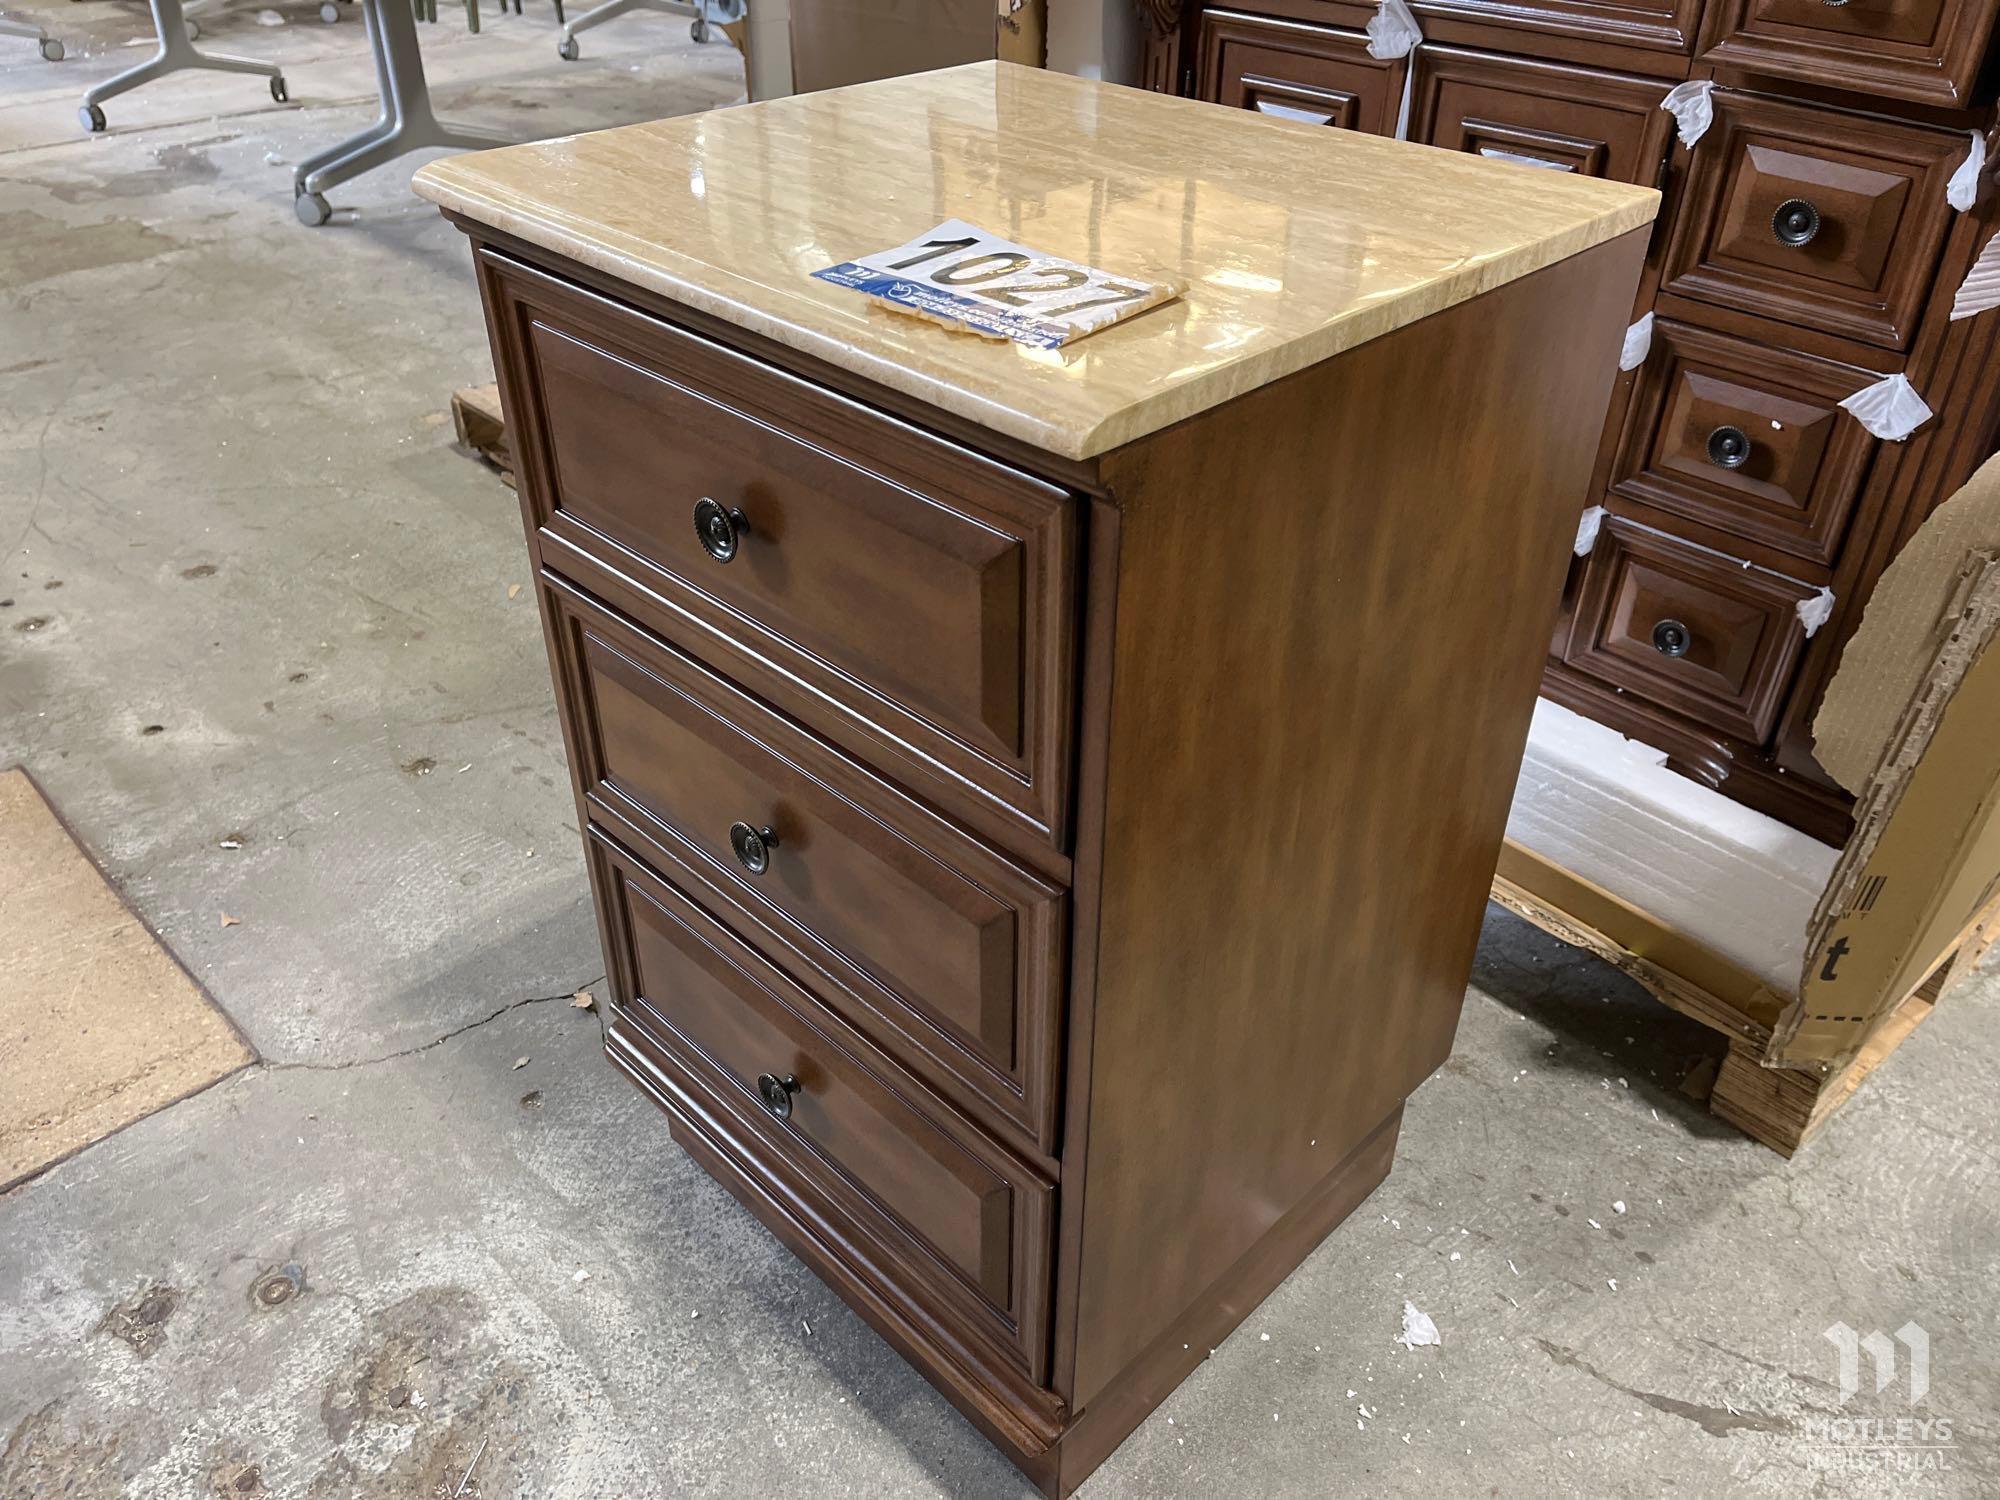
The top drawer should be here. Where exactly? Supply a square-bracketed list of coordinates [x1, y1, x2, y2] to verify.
[1197, 10, 1406, 135]
[1658, 91, 1965, 352]
[1408, 47, 1675, 185]
[1699, 0, 2000, 109]
[482, 252, 1079, 854]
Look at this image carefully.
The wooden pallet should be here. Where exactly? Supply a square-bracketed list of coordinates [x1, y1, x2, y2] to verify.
[451, 383, 514, 486]
[1491, 839, 1995, 1156]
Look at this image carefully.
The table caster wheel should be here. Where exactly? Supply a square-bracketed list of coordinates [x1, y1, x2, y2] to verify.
[184, 16, 200, 37]
[79, 101, 105, 132]
[39, 36, 63, 59]
[270, 75, 289, 103]
[295, 190, 331, 226]
[320, 1, 339, 18]
[689, 15, 708, 41]
[557, 34, 578, 58]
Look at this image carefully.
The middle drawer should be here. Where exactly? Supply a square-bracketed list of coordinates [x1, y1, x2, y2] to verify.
[546, 570, 1067, 1154]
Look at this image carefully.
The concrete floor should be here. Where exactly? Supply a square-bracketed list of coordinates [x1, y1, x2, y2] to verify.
[2, 7, 1996, 1495]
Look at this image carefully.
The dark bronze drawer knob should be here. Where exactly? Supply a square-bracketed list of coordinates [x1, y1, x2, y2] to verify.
[1652, 619, 1693, 658]
[1772, 198, 1821, 248]
[728, 820, 779, 875]
[756, 1072, 800, 1119]
[693, 496, 749, 562]
[1706, 424, 1752, 469]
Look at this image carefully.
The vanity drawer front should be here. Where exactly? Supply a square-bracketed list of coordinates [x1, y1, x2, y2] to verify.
[547, 573, 1065, 1152]
[1609, 320, 1885, 567]
[1563, 518, 1813, 743]
[1408, 47, 1675, 185]
[1198, 10, 1406, 134]
[486, 252, 1076, 851]
[1658, 92, 1964, 351]
[597, 835, 1055, 1386]
[1698, 0, 1999, 109]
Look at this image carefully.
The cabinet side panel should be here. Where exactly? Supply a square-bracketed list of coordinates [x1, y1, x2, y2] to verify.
[1071, 228, 1649, 1406]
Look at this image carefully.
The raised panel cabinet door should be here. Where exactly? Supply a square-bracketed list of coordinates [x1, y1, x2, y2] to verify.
[482, 251, 1078, 854]
[1408, 45, 1675, 183]
[545, 573, 1066, 1153]
[594, 836, 1055, 1388]
[1197, 9, 1406, 134]
[1698, 0, 2000, 108]
[1658, 91, 1965, 351]
[1563, 516, 1815, 743]
[1608, 319, 1887, 567]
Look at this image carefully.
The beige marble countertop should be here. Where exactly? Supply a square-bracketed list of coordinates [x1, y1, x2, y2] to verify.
[414, 62, 1657, 462]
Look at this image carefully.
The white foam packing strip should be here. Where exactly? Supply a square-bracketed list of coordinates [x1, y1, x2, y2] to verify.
[1369, 0, 1422, 141]
[1839, 373, 1934, 442]
[1659, 80, 1715, 149]
[1619, 312, 1653, 371]
[1947, 130, 1987, 213]
[1505, 700, 1840, 993]
[1951, 231, 2000, 321]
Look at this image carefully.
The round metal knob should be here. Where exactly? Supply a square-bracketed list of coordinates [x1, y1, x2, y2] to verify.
[1706, 424, 1752, 469]
[1772, 198, 1821, 248]
[693, 496, 749, 562]
[756, 1072, 800, 1119]
[1652, 619, 1693, 658]
[728, 821, 779, 875]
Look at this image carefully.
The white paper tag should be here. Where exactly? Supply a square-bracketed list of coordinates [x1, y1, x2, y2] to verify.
[1366, 0, 1421, 60]
[1947, 130, 1988, 213]
[1839, 373, 1934, 442]
[1797, 586, 1835, 638]
[1619, 312, 1654, 372]
[1660, 80, 1715, 150]
[1951, 230, 2000, 321]
[1575, 505, 1607, 557]
[813, 220, 1177, 350]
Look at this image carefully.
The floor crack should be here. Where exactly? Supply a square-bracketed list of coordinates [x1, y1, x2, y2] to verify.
[260, 975, 607, 1073]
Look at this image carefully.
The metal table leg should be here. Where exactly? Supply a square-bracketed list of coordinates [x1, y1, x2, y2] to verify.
[78, 0, 287, 132]
[291, 0, 514, 226]
[2, 11, 64, 59]
[556, 0, 691, 60]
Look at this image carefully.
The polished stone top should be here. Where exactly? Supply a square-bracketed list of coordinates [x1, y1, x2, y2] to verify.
[414, 62, 1657, 461]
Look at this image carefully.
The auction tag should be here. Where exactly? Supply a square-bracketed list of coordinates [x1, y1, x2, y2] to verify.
[813, 219, 1177, 350]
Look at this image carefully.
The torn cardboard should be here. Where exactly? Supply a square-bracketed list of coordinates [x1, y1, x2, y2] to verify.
[1501, 450, 2000, 1096]
[1772, 451, 2000, 1066]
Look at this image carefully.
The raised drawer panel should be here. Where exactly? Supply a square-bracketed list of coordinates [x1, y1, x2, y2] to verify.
[1658, 92, 1965, 352]
[1564, 518, 1814, 743]
[1197, 10, 1406, 134]
[1698, 0, 2000, 108]
[1609, 320, 1886, 568]
[483, 251, 1077, 853]
[546, 573, 1065, 1152]
[1411, 0, 1705, 59]
[1408, 46, 1675, 184]
[595, 835, 1055, 1387]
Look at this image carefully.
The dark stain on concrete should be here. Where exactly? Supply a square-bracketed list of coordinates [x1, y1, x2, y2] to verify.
[0, 1400, 125, 1498]
[211, 1458, 263, 1494]
[1534, 1338, 1789, 1437]
[402, 756, 437, 777]
[22, 140, 228, 204]
[96, 1282, 181, 1358]
[318, 1287, 482, 1446]
[182, 563, 219, 579]
[0, 211, 180, 286]
[13, 615, 51, 633]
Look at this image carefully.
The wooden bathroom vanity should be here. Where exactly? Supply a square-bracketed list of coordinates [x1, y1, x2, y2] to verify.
[417, 62, 1655, 1495]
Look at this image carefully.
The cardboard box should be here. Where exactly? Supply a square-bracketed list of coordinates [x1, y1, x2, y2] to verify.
[1495, 451, 2000, 1152]
[788, 0, 1042, 95]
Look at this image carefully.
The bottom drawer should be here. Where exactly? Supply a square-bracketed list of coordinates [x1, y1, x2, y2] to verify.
[591, 828, 1057, 1393]
[1563, 518, 1814, 744]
